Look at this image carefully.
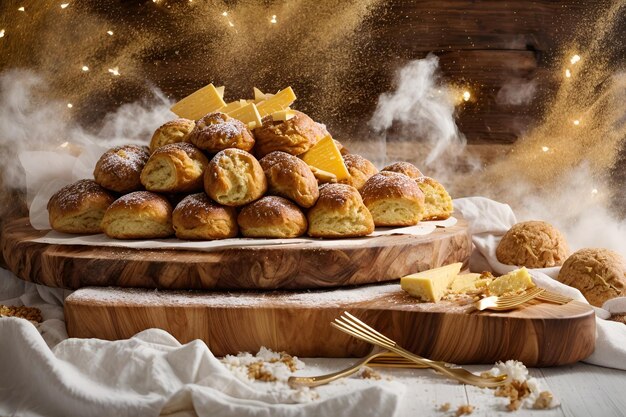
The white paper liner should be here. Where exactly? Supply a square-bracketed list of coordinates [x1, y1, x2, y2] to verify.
[29, 218, 456, 252]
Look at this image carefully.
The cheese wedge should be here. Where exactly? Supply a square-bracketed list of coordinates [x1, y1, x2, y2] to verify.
[227, 102, 262, 128]
[271, 109, 296, 121]
[449, 273, 483, 293]
[400, 262, 463, 302]
[216, 85, 225, 99]
[171, 83, 227, 120]
[253, 87, 266, 103]
[257, 86, 296, 116]
[301, 135, 349, 181]
[487, 267, 534, 296]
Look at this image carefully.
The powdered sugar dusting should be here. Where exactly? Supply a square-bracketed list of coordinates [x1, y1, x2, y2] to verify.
[48, 179, 113, 212]
[110, 191, 169, 209]
[361, 171, 421, 199]
[95, 145, 149, 174]
[240, 196, 302, 220]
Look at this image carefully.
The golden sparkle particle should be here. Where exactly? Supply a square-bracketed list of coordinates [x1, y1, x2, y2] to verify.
[228, 21, 235, 27]
[222, 11, 228, 16]
[591, 188, 598, 195]
[107, 30, 113, 36]
[108, 67, 120, 76]
[570, 54, 581, 64]
[542, 146, 549, 152]
[462, 91, 471, 102]
[270, 15, 277, 24]
[565, 69, 572, 78]
[0, 29, 4, 38]
[67, 103, 73, 108]
[573, 119, 580, 125]
[60, 141, 69, 148]
[18, 6, 25, 12]
[61, 3, 69, 9]
[81, 65, 89, 71]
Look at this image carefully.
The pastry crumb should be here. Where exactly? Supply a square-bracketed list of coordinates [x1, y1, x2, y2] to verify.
[533, 391, 554, 409]
[438, 402, 451, 412]
[0, 305, 43, 323]
[359, 366, 382, 380]
[455, 404, 474, 416]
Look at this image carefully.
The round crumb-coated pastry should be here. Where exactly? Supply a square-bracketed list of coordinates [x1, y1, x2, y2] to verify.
[149, 118, 195, 154]
[340, 154, 378, 191]
[238, 196, 307, 238]
[101, 191, 174, 239]
[307, 183, 374, 238]
[253, 110, 327, 157]
[188, 112, 255, 153]
[558, 248, 626, 307]
[172, 193, 238, 240]
[414, 176, 453, 221]
[259, 151, 319, 208]
[381, 161, 423, 179]
[93, 144, 150, 193]
[47, 179, 116, 234]
[204, 148, 267, 207]
[496, 221, 569, 268]
[360, 171, 425, 227]
[140, 142, 209, 193]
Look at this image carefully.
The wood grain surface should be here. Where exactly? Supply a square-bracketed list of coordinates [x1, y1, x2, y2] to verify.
[1, 217, 470, 290]
[64, 283, 596, 367]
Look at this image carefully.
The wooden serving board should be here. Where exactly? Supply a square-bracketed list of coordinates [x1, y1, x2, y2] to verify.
[1, 217, 470, 290]
[64, 284, 596, 367]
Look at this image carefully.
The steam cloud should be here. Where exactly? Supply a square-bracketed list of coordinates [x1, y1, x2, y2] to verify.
[496, 79, 537, 105]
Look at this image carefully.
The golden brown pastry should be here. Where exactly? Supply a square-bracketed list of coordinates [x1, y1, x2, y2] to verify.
[101, 191, 174, 239]
[360, 171, 425, 227]
[93, 145, 150, 193]
[259, 151, 319, 208]
[140, 142, 209, 193]
[47, 179, 116, 234]
[381, 161, 423, 179]
[188, 112, 255, 153]
[253, 110, 327, 157]
[238, 196, 307, 238]
[496, 221, 569, 268]
[340, 154, 378, 191]
[307, 183, 374, 238]
[172, 193, 238, 240]
[558, 248, 626, 307]
[414, 176, 453, 221]
[204, 148, 267, 207]
[149, 118, 195, 154]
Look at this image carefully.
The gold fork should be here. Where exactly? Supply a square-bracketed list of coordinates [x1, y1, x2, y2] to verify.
[288, 350, 426, 388]
[474, 287, 545, 311]
[331, 312, 508, 388]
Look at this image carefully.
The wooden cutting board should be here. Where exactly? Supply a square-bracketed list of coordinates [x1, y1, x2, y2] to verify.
[64, 284, 596, 367]
[1, 217, 470, 290]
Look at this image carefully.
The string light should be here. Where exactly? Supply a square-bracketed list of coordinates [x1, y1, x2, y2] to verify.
[542, 146, 549, 152]
[270, 15, 277, 24]
[60, 3, 69, 9]
[67, 103, 73, 108]
[565, 69, 572, 78]
[570, 54, 581, 64]
[228, 21, 235, 27]
[81, 65, 89, 71]
[0, 29, 4, 38]
[573, 119, 580, 126]
[107, 30, 113, 36]
[222, 11, 228, 16]
[108, 67, 120, 76]
[18, 6, 25, 11]
[462, 91, 471, 101]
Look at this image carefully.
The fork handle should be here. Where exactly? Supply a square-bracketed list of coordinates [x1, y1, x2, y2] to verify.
[287, 351, 381, 388]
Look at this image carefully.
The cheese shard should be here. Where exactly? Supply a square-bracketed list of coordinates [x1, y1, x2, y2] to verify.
[227, 102, 262, 128]
[257, 86, 296, 116]
[216, 85, 225, 99]
[400, 262, 463, 302]
[449, 273, 483, 293]
[171, 83, 227, 120]
[487, 267, 535, 296]
[219, 100, 246, 114]
[253, 87, 266, 103]
[301, 135, 349, 181]
[271, 109, 296, 121]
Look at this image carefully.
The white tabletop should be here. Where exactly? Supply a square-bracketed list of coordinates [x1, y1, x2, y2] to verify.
[300, 359, 626, 417]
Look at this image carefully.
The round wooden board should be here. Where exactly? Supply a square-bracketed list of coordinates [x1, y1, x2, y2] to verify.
[1, 217, 471, 290]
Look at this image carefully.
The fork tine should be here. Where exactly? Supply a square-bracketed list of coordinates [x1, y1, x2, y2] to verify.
[496, 287, 544, 307]
[337, 316, 396, 349]
[537, 290, 572, 304]
[331, 320, 393, 349]
[343, 312, 396, 345]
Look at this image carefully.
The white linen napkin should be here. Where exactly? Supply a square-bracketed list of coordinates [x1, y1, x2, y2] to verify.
[0, 271, 404, 417]
[454, 196, 626, 370]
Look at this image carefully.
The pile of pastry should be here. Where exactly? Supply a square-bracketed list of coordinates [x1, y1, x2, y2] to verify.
[47, 85, 453, 240]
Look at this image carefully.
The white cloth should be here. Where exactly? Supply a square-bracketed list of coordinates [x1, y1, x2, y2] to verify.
[454, 197, 626, 370]
[0, 270, 403, 417]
